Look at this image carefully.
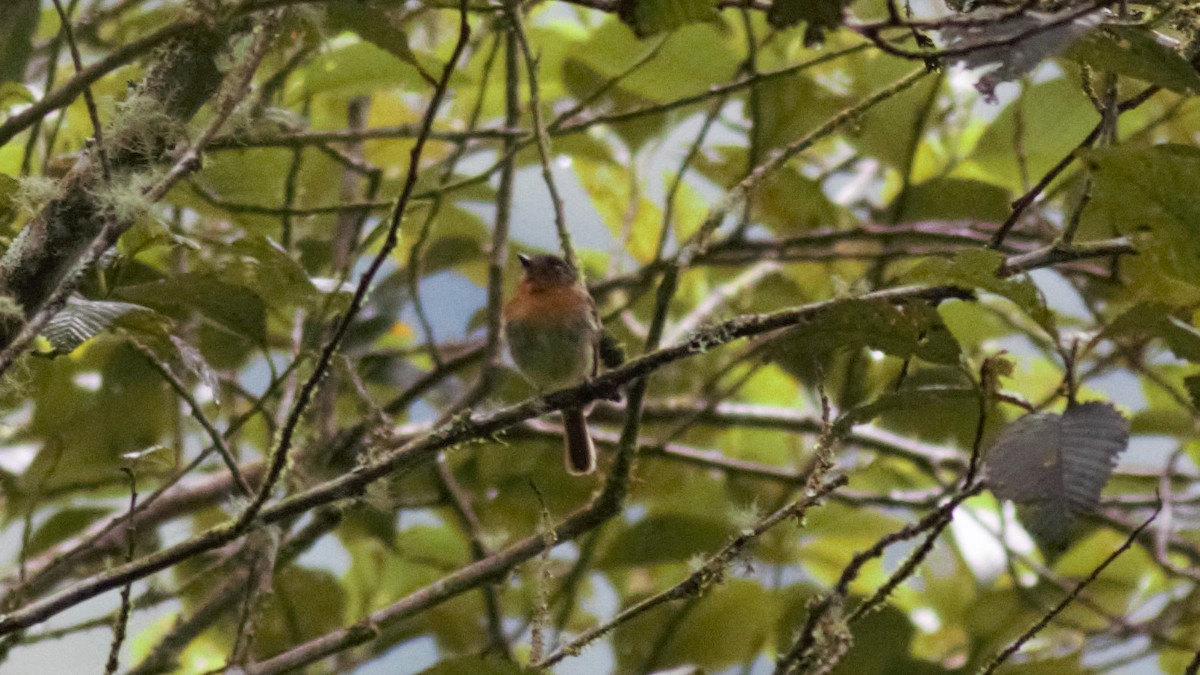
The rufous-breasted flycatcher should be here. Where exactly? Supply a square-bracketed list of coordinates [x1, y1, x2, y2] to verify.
[503, 253, 602, 475]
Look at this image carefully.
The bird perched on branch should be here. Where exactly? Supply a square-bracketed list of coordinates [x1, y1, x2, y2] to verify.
[503, 253, 621, 475]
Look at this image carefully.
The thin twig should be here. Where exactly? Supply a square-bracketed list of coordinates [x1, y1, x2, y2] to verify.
[206, 44, 867, 163]
[127, 529, 279, 675]
[855, 1, 1106, 62]
[978, 502, 1162, 675]
[50, 0, 110, 179]
[233, 2, 474, 531]
[536, 475, 847, 668]
[0, 20, 197, 147]
[1186, 648, 1200, 675]
[436, 457, 514, 659]
[2, 278, 1101, 637]
[849, 369, 992, 623]
[0, 9, 283, 382]
[775, 483, 984, 674]
[687, 68, 932, 261]
[507, 1, 575, 267]
[2, 354, 301, 607]
[279, 125, 306, 249]
[548, 35, 669, 131]
[406, 34, 501, 369]
[133, 342, 253, 497]
[657, 95, 726, 260]
[989, 85, 1160, 248]
[103, 468, 137, 675]
[527, 481, 555, 664]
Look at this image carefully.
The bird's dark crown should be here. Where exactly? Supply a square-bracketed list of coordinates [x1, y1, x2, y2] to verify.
[518, 253, 578, 285]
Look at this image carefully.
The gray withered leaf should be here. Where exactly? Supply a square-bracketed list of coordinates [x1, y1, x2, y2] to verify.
[43, 296, 158, 355]
[941, 9, 1103, 101]
[984, 402, 1129, 548]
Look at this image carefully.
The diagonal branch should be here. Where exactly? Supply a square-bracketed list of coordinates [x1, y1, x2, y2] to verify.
[536, 475, 847, 669]
[232, 0, 474, 532]
[0, 227, 1124, 637]
[0, 284, 966, 639]
[507, 0, 575, 267]
[978, 502, 1161, 675]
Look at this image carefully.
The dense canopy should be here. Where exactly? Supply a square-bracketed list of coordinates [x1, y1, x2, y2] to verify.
[0, 0, 1199, 673]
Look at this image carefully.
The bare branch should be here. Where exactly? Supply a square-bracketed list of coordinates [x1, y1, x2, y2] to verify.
[232, 0, 474, 531]
[978, 502, 1161, 675]
[507, 0, 575, 267]
[537, 475, 848, 669]
[102, 469, 137, 675]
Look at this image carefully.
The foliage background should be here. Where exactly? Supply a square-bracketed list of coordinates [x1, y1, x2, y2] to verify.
[0, 0, 1198, 673]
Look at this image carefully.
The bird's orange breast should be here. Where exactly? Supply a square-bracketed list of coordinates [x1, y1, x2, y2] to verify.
[503, 282, 593, 324]
[504, 281, 598, 390]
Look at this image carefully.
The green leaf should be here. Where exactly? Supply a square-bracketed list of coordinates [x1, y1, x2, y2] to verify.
[406, 203, 489, 283]
[753, 75, 850, 152]
[23, 344, 174, 492]
[253, 565, 347, 655]
[599, 513, 732, 568]
[560, 59, 667, 150]
[938, 298, 1012, 349]
[1185, 374, 1200, 410]
[618, 0, 720, 38]
[1131, 364, 1194, 436]
[984, 402, 1129, 549]
[1067, 26, 1200, 95]
[1053, 527, 1155, 617]
[1102, 302, 1200, 362]
[696, 147, 850, 232]
[0, 171, 18, 231]
[338, 504, 400, 550]
[117, 214, 200, 258]
[26, 507, 111, 556]
[804, 501, 908, 551]
[295, 39, 429, 99]
[0, 81, 34, 109]
[1084, 144, 1200, 289]
[964, 77, 1097, 192]
[418, 656, 535, 675]
[343, 524, 472, 621]
[564, 20, 739, 103]
[844, 54, 942, 171]
[325, 4, 438, 85]
[767, 0, 848, 46]
[834, 605, 940, 675]
[906, 248, 1056, 335]
[117, 274, 267, 345]
[223, 235, 321, 312]
[395, 525, 472, 570]
[0, 0, 38, 84]
[775, 298, 961, 367]
[182, 148, 319, 223]
[898, 178, 1011, 223]
[839, 384, 979, 431]
[574, 156, 662, 262]
[654, 580, 779, 669]
[1164, 646, 1200, 675]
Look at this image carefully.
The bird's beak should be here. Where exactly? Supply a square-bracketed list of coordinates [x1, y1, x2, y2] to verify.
[518, 253, 531, 268]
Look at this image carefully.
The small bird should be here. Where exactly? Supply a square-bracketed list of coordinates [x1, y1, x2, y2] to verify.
[503, 253, 603, 475]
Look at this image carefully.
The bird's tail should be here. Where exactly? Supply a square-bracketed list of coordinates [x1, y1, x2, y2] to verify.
[561, 408, 596, 475]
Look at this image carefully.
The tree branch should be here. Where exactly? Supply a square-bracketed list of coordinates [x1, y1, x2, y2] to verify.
[978, 502, 1161, 675]
[536, 475, 848, 669]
